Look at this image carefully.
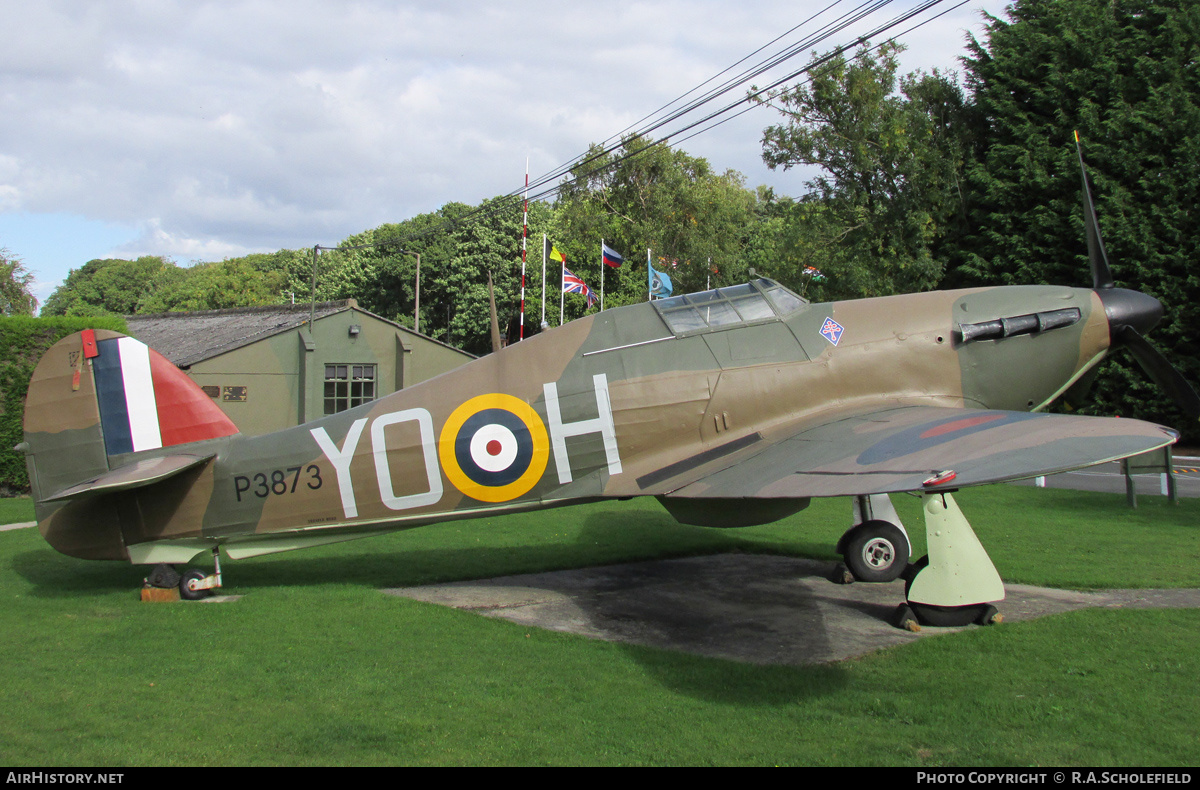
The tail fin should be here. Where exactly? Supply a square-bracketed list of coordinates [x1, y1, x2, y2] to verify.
[22, 330, 240, 559]
[88, 331, 239, 454]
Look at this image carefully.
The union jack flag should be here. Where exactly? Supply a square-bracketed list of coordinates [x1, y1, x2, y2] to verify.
[563, 267, 598, 309]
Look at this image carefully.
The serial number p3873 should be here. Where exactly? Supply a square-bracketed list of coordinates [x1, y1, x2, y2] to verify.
[234, 466, 322, 502]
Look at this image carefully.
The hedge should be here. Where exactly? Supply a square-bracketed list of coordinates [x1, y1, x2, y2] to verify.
[0, 316, 128, 495]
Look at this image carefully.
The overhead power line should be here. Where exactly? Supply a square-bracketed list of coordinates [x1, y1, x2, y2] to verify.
[315, 0, 960, 254]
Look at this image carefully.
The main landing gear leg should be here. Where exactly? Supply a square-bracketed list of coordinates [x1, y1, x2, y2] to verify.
[892, 492, 1005, 630]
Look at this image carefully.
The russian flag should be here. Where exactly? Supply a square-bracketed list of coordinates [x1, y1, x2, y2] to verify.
[602, 243, 624, 269]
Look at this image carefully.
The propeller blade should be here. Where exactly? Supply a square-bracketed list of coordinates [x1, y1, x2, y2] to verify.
[1074, 131, 1115, 290]
[1117, 325, 1200, 421]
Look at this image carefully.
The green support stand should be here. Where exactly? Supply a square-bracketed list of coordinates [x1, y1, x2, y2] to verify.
[906, 492, 1005, 613]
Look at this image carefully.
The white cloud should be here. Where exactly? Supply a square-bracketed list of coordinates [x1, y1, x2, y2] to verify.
[1, 0, 1012, 290]
[113, 217, 255, 263]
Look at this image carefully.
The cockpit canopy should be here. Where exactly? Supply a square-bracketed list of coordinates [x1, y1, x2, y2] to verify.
[652, 278, 807, 336]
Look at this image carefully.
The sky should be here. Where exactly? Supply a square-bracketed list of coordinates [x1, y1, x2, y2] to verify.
[0, 0, 1012, 308]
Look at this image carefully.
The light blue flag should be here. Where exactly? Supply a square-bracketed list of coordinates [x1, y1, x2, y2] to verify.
[648, 259, 673, 299]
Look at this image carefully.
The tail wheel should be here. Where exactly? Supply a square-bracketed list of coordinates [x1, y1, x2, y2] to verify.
[179, 569, 211, 601]
[842, 520, 910, 583]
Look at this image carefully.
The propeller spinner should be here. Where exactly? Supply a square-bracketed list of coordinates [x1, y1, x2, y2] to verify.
[1074, 132, 1200, 421]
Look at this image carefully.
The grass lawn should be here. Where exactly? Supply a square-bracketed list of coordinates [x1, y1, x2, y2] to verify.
[1, 487, 1197, 766]
[0, 495, 33, 525]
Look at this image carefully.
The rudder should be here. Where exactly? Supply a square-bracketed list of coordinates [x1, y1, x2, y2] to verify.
[89, 332, 239, 455]
[22, 329, 240, 559]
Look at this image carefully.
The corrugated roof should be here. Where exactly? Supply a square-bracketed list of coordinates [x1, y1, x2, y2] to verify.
[126, 300, 475, 367]
[126, 301, 355, 367]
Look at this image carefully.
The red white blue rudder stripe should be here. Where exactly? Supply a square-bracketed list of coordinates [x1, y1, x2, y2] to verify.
[92, 336, 239, 456]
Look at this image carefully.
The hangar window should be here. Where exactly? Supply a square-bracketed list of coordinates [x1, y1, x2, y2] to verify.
[324, 364, 377, 414]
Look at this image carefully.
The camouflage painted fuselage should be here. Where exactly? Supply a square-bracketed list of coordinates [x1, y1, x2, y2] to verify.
[26, 279, 1164, 565]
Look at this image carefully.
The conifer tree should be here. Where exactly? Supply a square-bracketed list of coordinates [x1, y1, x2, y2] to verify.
[953, 0, 1199, 435]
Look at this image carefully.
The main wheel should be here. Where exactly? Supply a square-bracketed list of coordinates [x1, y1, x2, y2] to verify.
[179, 569, 211, 601]
[841, 520, 910, 583]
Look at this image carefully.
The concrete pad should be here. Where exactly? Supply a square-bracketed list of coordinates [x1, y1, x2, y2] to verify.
[385, 554, 1200, 666]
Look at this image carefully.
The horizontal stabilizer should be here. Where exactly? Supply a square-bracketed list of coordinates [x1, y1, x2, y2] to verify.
[42, 453, 215, 503]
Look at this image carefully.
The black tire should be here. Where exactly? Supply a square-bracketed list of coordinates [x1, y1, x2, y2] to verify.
[909, 602, 987, 628]
[179, 569, 211, 601]
[975, 604, 1002, 626]
[892, 604, 921, 632]
[145, 563, 181, 590]
[903, 554, 929, 593]
[905, 559, 1002, 627]
[842, 520, 910, 583]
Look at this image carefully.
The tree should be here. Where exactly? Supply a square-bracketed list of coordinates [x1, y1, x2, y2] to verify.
[757, 42, 969, 299]
[0, 248, 38, 315]
[302, 196, 555, 354]
[554, 137, 756, 308]
[348, 212, 460, 331]
[41, 255, 296, 316]
[41, 257, 178, 316]
[740, 189, 842, 301]
[137, 259, 290, 313]
[238, 249, 316, 305]
[953, 0, 1200, 436]
[428, 196, 554, 354]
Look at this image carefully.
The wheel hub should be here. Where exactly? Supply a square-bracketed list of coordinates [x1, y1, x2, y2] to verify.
[861, 537, 896, 570]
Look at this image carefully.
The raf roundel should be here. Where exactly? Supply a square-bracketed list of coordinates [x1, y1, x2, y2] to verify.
[439, 393, 550, 503]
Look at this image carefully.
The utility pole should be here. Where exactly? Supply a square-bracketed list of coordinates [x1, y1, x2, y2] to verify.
[401, 250, 421, 333]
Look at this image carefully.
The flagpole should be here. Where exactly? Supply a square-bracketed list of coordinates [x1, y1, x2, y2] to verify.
[520, 158, 528, 341]
[541, 234, 547, 328]
[600, 238, 605, 312]
[560, 253, 565, 326]
[647, 248, 652, 301]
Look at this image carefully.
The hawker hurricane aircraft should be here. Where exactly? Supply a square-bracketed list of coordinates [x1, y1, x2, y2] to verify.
[19, 142, 1198, 627]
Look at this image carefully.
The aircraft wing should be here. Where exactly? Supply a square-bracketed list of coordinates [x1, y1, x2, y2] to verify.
[661, 406, 1177, 499]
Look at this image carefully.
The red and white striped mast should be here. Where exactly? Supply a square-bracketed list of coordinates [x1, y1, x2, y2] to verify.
[519, 159, 529, 341]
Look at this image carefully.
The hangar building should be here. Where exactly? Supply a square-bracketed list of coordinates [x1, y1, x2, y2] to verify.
[126, 299, 474, 436]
